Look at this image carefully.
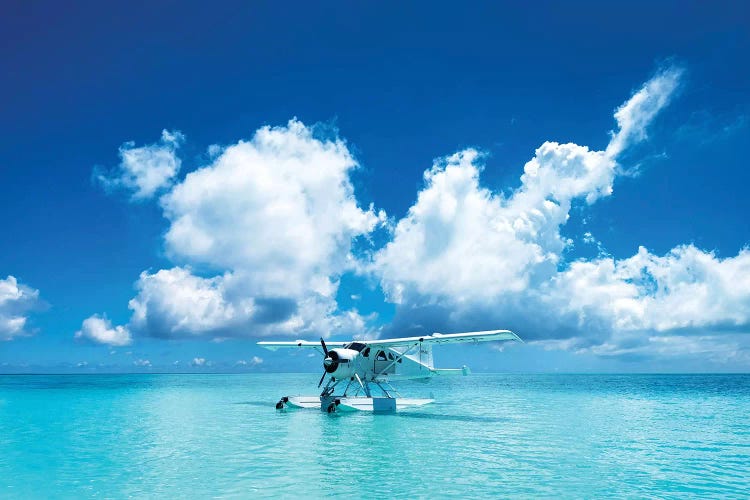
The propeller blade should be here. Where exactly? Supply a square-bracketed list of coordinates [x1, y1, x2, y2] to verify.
[320, 338, 329, 357]
[318, 371, 327, 388]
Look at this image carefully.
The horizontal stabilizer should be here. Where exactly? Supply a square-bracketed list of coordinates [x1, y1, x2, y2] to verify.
[430, 365, 471, 376]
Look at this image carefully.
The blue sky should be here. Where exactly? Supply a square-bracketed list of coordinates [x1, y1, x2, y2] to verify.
[1, 1, 749, 373]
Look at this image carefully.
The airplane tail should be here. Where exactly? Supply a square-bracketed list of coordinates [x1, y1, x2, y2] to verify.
[431, 365, 471, 376]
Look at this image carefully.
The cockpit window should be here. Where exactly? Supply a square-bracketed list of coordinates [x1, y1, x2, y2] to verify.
[347, 342, 366, 352]
[362, 347, 370, 357]
[376, 350, 388, 360]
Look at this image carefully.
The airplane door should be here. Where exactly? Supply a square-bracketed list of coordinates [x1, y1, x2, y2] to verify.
[373, 350, 396, 374]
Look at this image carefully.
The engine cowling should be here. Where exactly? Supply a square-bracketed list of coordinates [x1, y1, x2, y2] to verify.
[323, 348, 358, 379]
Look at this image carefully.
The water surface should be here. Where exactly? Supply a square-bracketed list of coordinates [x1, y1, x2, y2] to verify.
[1, 374, 748, 498]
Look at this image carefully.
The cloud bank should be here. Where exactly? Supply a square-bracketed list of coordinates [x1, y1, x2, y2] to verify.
[83, 65, 750, 365]
[371, 66, 750, 363]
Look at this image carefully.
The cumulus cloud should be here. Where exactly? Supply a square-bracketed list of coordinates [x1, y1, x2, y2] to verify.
[374, 144, 616, 304]
[544, 245, 750, 334]
[370, 65, 750, 363]
[374, 67, 683, 310]
[0, 276, 41, 340]
[110, 119, 383, 340]
[75, 315, 132, 346]
[160, 119, 382, 289]
[133, 359, 151, 367]
[96, 129, 184, 200]
[128, 268, 246, 338]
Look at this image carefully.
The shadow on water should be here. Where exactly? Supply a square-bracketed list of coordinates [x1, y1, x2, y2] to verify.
[234, 401, 277, 408]
[384, 411, 513, 423]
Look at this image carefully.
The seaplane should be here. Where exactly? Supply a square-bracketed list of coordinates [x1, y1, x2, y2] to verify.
[258, 329, 522, 413]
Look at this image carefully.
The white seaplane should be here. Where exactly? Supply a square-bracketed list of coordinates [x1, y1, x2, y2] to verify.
[258, 329, 522, 413]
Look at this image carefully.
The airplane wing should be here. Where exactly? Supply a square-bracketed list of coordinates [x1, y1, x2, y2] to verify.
[256, 340, 350, 351]
[257, 330, 521, 351]
[361, 329, 522, 348]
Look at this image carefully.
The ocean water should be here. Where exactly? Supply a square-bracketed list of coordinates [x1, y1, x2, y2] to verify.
[1, 374, 749, 498]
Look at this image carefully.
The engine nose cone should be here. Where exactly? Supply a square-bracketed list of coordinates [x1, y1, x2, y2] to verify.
[324, 351, 339, 373]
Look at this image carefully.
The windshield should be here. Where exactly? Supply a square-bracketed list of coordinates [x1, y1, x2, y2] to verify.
[346, 342, 366, 352]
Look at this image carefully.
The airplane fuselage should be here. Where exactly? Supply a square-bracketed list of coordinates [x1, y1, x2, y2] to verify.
[323, 342, 438, 383]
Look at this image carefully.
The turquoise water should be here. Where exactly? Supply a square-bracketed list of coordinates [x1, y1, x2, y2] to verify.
[1, 374, 749, 498]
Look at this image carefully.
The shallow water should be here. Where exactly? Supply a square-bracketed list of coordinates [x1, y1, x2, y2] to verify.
[1, 374, 749, 498]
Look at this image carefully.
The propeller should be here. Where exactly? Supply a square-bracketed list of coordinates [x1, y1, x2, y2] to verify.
[318, 337, 330, 388]
[318, 338, 346, 388]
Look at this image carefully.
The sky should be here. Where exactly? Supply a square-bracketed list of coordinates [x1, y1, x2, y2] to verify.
[1, 1, 749, 373]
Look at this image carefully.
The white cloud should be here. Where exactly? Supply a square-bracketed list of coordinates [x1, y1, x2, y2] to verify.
[85, 65, 750, 365]
[374, 144, 616, 304]
[133, 359, 151, 367]
[97, 129, 184, 200]
[0, 276, 41, 340]
[161, 119, 382, 291]
[545, 245, 750, 333]
[191, 357, 207, 367]
[374, 65, 682, 305]
[369, 65, 750, 363]
[236, 356, 263, 367]
[119, 119, 383, 339]
[373, 69, 684, 306]
[606, 66, 683, 157]
[128, 268, 246, 338]
[75, 315, 132, 346]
